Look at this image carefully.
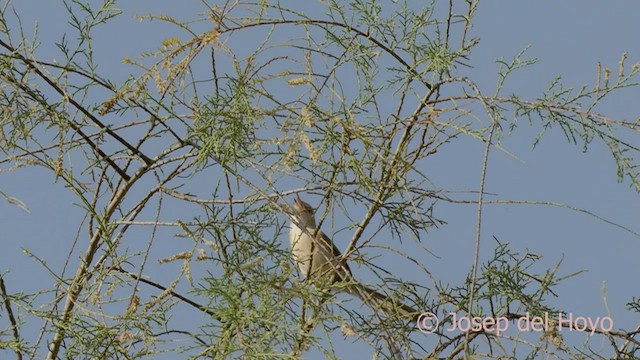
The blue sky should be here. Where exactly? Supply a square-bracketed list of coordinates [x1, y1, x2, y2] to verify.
[1, 1, 639, 358]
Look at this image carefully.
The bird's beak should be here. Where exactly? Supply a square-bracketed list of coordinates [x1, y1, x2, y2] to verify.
[294, 193, 303, 209]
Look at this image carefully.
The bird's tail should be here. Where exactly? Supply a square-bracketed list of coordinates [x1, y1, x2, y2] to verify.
[343, 283, 419, 322]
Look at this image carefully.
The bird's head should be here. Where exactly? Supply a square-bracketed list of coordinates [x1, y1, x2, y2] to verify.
[291, 194, 316, 227]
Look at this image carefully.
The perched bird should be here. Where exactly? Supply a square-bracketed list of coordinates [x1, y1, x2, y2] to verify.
[288, 193, 418, 321]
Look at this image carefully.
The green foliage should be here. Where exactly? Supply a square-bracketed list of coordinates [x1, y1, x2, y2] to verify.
[0, 0, 638, 359]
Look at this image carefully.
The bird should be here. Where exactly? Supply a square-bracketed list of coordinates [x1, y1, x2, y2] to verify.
[288, 193, 418, 321]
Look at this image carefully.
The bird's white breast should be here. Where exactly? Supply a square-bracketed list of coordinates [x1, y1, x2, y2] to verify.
[289, 222, 313, 277]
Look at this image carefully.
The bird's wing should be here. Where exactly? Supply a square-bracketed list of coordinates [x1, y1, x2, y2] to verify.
[318, 230, 353, 279]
